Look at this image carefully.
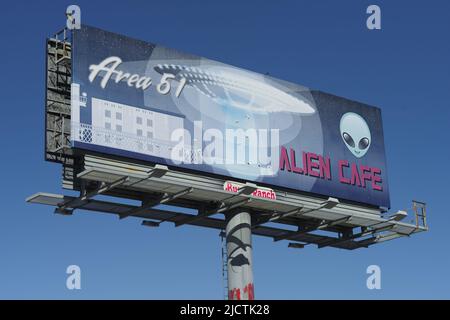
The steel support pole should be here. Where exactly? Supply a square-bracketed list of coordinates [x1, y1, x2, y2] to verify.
[225, 209, 254, 300]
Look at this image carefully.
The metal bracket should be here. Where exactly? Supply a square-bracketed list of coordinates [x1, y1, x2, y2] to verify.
[288, 242, 307, 249]
[174, 184, 256, 227]
[175, 197, 252, 227]
[55, 175, 129, 214]
[253, 197, 339, 228]
[318, 224, 395, 248]
[119, 187, 193, 219]
[274, 216, 352, 242]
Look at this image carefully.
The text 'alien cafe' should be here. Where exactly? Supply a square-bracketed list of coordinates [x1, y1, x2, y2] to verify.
[279, 146, 383, 191]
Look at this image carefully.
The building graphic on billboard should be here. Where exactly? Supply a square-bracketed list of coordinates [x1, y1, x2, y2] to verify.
[74, 96, 185, 160]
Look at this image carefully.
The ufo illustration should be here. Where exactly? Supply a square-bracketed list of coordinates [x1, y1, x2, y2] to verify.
[154, 64, 315, 115]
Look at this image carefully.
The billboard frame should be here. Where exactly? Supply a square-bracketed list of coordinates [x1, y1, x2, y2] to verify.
[30, 24, 428, 300]
[69, 24, 391, 209]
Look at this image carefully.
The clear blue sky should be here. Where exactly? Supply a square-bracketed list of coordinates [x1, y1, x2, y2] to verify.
[0, 0, 449, 299]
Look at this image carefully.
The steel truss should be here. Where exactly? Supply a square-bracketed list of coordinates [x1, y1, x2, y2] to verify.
[28, 154, 428, 251]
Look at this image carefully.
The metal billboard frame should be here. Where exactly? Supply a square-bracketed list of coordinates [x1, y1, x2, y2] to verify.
[28, 153, 427, 250]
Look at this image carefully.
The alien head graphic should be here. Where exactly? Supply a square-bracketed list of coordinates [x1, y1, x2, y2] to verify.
[340, 112, 371, 158]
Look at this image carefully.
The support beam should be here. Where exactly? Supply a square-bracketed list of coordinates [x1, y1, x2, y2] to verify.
[320, 216, 352, 229]
[318, 224, 395, 248]
[175, 198, 252, 227]
[250, 207, 302, 229]
[351, 231, 406, 249]
[269, 207, 303, 223]
[288, 242, 306, 249]
[126, 164, 168, 188]
[225, 210, 254, 300]
[370, 232, 405, 244]
[141, 220, 161, 227]
[254, 197, 339, 228]
[119, 187, 193, 219]
[274, 216, 351, 242]
[56, 176, 129, 213]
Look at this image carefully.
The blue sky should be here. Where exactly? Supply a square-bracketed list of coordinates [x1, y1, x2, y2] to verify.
[0, 0, 449, 299]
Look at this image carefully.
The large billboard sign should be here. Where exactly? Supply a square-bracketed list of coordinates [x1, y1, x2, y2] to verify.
[71, 25, 390, 208]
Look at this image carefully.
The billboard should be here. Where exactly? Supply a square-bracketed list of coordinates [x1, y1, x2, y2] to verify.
[71, 25, 390, 208]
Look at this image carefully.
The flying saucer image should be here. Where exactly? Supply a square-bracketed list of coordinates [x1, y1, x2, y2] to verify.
[154, 64, 315, 115]
[146, 60, 323, 182]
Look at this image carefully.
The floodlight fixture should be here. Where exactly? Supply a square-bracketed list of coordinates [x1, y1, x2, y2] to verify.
[146, 164, 168, 179]
[322, 197, 340, 209]
[238, 183, 258, 196]
[389, 210, 408, 221]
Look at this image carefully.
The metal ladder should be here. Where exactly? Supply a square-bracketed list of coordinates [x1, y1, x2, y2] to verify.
[220, 230, 228, 300]
[413, 200, 427, 228]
